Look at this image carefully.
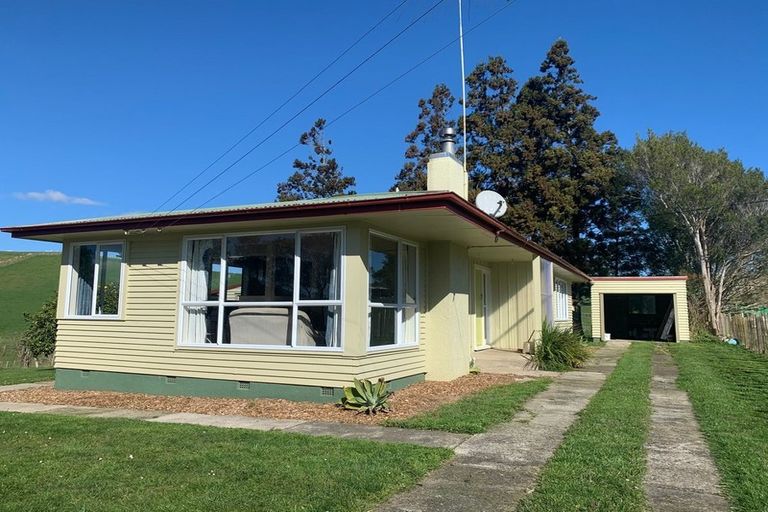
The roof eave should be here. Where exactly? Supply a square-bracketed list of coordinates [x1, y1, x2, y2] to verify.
[1, 192, 590, 281]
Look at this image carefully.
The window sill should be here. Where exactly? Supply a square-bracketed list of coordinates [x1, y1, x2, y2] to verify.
[175, 344, 344, 354]
[366, 343, 420, 354]
[60, 315, 124, 321]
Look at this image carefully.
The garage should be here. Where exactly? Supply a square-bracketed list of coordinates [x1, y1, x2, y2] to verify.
[590, 277, 690, 342]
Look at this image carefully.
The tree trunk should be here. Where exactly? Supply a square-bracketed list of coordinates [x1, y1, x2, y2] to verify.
[692, 228, 721, 335]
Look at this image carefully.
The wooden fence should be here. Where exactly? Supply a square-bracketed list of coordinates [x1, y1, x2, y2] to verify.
[720, 314, 768, 355]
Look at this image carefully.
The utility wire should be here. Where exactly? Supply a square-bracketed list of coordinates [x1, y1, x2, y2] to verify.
[149, 0, 410, 214]
[151, 0, 520, 230]
[152, 0, 447, 224]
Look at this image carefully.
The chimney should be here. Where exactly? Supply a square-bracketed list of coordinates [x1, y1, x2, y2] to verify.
[427, 127, 468, 200]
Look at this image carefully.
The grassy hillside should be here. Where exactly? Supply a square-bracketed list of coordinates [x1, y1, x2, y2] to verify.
[0, 252, 60, 366]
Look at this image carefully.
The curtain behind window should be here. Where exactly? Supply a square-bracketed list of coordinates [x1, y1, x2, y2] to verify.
[185, 239, 218, 343]
[75, 245, 96, 315]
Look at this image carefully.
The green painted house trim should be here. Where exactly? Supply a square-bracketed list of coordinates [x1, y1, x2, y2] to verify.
[55, 369, 424, 403]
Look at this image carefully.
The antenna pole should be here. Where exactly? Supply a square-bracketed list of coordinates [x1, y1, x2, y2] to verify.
[458, 0, 468, 179]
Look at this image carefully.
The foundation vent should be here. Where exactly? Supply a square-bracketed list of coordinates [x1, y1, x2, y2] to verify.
[80, 370, 91, 378]
[321, 387, 335, 397]
[165, 376, 177, 384]
[238, 381, 251, 390]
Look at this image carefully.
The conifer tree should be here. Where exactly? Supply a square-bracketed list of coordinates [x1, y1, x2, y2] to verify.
[510, 40, 618, 268]
[463, 56, 518, 192]
[392, 84, 456, 191]
[277, 118, 356, 201]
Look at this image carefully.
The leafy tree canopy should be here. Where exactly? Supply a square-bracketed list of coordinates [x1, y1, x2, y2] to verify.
[628, 131, 768, 332]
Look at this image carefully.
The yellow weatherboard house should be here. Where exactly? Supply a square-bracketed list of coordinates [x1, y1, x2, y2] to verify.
[2, 130, 689, 402]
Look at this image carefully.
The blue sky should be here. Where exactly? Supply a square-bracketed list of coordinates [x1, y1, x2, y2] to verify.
[2, 0, 766, 251]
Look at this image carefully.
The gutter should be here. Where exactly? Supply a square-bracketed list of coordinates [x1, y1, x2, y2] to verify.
[1, 192, 590, 281]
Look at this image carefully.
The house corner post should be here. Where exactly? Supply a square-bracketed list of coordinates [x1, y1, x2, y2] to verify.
[531, 255, 543, 347]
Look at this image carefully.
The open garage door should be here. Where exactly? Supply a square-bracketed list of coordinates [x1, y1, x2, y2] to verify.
[603, 294, 676, 341]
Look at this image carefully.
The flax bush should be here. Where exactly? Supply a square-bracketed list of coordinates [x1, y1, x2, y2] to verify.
[527, 322, 591, 371]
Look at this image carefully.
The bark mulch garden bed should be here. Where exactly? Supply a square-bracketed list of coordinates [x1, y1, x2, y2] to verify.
[0, 374, 526, 425]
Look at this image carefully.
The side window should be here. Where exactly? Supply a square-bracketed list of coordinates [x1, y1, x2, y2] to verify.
[554, 278, 569, 321]
[368, 233, 419, 348]
[69, 243, 124, 317]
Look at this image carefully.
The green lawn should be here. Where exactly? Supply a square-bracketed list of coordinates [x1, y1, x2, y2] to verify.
[0, 412, 451, 512]
[672, 342, 768, 511]
[385, 378, 552, 434]
[0, 367, 55, 386]
[517, 342, 654, 512]
[0, 252, 60, 366]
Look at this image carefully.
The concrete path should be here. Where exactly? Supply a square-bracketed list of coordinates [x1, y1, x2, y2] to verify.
[376, 342, 631, 512]
[0, 381, 52, 392]
[644, 349, 729, 511]
[473, 349, 560, 378]
[0, 401, 468, 449]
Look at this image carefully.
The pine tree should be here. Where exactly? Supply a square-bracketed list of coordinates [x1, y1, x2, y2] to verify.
[463, 56, 518, 192]
[510, 40, 618, 269]
[392, 84, 456, 191]
[277, 118, 356, 201]
[587, 151, 655, 275]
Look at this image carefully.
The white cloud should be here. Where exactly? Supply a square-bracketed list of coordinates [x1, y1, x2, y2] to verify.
[14, 189, 105, 206]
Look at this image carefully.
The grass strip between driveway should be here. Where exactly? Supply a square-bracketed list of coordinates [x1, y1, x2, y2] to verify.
[517, 342, 654, 512]
[0, 412, 451, 512]
[0, 367, 54, 386]
[385, 378, 552, 434]
[671, 342, 768, 511]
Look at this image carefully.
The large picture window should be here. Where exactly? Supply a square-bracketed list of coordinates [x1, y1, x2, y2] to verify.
[68, 242, 124, 317]
[368, 233, 418, 348]
[180, 229, 342, 349]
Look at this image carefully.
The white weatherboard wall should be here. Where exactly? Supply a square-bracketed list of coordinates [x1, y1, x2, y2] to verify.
[590, 277, 690, 342]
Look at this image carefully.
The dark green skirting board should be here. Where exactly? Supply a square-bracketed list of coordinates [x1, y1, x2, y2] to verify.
[55, 368, 425, 403]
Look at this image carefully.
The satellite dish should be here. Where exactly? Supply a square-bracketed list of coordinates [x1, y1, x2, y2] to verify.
[475, 190, 508, 218]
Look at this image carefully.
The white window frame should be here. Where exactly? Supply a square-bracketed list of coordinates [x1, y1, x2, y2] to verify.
[554, 278, 570, 322]
[177, 227, 345, 351]
[64, 240, 126, 320]
[367, 230, 419, 351]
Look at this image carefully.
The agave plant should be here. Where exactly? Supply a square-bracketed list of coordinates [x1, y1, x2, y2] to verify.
[339, 377, 392, 415]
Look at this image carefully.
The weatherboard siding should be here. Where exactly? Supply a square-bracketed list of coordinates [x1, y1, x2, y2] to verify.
[54, 227, 427, 390]
[488, 261, 537, 351]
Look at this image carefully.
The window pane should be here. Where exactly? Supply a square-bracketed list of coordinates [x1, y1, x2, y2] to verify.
[298, 306, 341, 347]
[403, 244, 417, 305]
[95, 244, 122, 315]
[369, 236, 398, 303]
[224, 305, 291, 346]
[300, 232, 341, 301]
[370, 307, 396, 346]
[555, 280, 569, 320]
[182, 305, 218, 344]
[226, 234, 295, 302]
[185, 239, 222, 302]
[403, 306, 418, 344]
[70, 244, 96, 315]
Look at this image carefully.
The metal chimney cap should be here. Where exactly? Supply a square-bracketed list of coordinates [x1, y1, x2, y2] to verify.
[440, 127, 457, 155]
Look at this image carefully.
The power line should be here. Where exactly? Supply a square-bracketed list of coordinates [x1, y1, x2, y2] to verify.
[149, 0, 410, 214]
[152, 0, 521, 230]
[152, 0, 447, 224]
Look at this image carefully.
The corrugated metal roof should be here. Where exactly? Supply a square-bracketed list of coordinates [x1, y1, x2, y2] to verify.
[6, 191, 440, 229]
